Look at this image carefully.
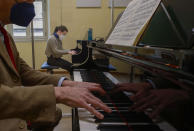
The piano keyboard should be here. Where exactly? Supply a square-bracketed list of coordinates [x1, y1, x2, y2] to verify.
[73, 70, 177, 131]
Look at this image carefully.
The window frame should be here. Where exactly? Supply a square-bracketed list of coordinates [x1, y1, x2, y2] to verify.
[7, 0, 48, 42]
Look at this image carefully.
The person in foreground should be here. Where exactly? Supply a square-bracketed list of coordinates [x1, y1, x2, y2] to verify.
[0, 0, 111, 131]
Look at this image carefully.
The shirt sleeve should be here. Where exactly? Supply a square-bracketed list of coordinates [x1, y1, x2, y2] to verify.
[58, 77, 67, 87]
[146, 79, 157, 89]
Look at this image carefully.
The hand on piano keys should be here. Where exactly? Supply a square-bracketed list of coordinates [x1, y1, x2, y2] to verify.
[113, 82, 190, 118]
[69, 50, 77, 55]
[112, 82, 152, 94]
[73, 70, 177, 131]
[54, 86, 112, 119]
[129, 89, 190, 118]
[62, 80, 107, 95]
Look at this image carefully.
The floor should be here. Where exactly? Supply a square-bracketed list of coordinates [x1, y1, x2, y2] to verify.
[54, 104, 72, 131]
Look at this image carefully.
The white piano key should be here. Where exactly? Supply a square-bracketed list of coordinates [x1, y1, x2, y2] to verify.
[73, 71, 83, 82]
[103, 72, 135, 96]
[79, 114, 99, 131]
[78, 109, 94, 118]
[62, 113, 72, 118]
[100, 122, 153, 126]
[103, 72, 120, 84]
[78, 108, 88, 112]
[157, 121, 178, 131]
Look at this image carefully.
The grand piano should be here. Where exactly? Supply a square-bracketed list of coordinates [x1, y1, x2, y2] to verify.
[71, 0, 194, 131]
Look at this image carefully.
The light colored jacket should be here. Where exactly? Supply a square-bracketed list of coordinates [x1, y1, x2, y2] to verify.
[45, 35, 70, 58]
[0, 32, 63, 131]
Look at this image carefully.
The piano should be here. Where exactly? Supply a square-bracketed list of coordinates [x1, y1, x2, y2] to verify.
[73, 70, 180, 131]
[71, 0, 194, 131]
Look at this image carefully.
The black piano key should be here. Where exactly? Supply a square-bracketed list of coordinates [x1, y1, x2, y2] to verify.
[99, 110, 131, 114]
[98, 125, 162, 131]
[95, 113, 153, 123]
[97, 111, 149, 118]
[95, 117, 152, 123]
[101, 106, 130, 110]
[102, 99, 131, 103]
[99, 126, 128, 131]
[97, 94, 132, 103]
[105, 103, 132, 107]
[97, 109, 129, 112]
[95, 111, 153, 123]
[80, 70, 116, 91]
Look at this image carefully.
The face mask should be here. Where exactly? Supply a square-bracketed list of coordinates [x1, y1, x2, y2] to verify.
[10, 2, 35, 27]
[59, 35, 65, 40]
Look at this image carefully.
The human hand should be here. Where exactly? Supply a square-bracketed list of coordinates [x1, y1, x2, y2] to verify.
[54, 86, 112, 119]
[130, 89, 190, 118]
[112, 82, 152, 94]
[69, 50, 76, 55]
[62, 80, 106, 95]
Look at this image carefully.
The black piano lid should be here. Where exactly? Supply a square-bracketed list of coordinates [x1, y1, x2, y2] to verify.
[90, 0, 194, 85]
[139, 0, 194, 49]
[105, 0, 194, 49]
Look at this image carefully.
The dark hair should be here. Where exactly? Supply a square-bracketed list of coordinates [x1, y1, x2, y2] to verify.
[53, 25, 68, 34]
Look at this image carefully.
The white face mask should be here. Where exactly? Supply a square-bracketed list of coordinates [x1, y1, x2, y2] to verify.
[59, 35, 65, 40]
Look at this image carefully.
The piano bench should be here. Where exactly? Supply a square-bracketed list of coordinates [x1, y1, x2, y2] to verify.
[41, 62, 60, 74]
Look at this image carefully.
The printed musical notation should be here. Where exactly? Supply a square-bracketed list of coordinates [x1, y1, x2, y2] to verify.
[106, 0, 161, 46]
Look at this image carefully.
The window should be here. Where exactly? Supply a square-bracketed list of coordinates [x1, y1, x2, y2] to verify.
[33, 1, 44, 36]
[13, 25, 26, 37]
[7, 0, 48, 41]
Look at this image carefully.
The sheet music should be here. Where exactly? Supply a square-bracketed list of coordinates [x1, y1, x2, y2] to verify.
[106, 0, 161, 46]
